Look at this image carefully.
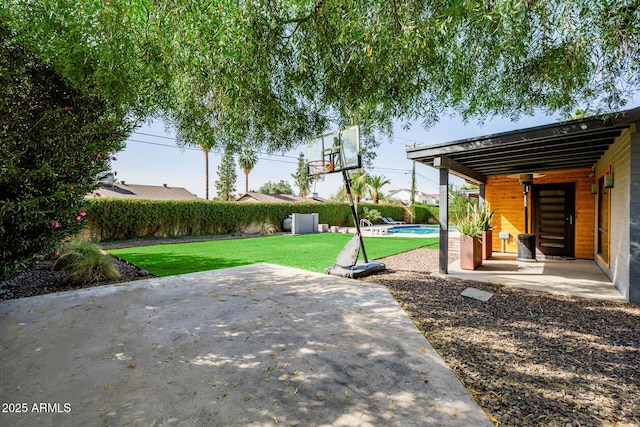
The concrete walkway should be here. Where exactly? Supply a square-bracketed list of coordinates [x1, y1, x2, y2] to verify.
[0, 264, 491, 427]
[447, 253, 626, 302]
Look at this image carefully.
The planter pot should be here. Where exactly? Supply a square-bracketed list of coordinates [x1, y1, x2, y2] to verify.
[460, 235, 482, 270]
[481, 229, 493, 260]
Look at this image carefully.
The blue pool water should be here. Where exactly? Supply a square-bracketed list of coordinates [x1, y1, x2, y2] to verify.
[386, 225, 456, 235]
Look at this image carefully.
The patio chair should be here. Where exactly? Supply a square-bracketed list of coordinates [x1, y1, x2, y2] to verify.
[380, 217, 395, 224]
[385, 217, 406, 224]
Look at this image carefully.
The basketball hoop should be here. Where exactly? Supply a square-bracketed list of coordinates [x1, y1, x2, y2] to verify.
[307, 160, 334, 177]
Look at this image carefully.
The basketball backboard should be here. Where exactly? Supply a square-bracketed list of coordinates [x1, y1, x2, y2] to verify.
[307, 125, 361, 175]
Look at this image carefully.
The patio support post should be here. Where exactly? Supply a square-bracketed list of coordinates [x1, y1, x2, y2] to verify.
[439, 168, 449, 274]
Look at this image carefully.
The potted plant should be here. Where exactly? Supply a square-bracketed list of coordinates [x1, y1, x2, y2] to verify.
[456, 214, 483, 270]
[477, 203, 496, 260]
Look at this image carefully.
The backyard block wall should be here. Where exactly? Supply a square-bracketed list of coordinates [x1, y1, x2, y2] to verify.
[485, 168, 595, 258]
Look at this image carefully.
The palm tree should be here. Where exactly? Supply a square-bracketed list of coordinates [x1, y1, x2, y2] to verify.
[237, 149, 258, 194]
[365, 174, 391, 204]
[348, 170, 368, 203]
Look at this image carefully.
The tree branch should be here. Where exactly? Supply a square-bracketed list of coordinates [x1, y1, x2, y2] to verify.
[280, 0, 324, 25]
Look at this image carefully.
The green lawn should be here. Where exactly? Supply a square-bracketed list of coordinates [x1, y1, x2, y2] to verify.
[108, 233, 438, 276]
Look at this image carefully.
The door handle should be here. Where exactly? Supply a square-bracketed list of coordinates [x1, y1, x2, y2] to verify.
[568, 215, 573, 225]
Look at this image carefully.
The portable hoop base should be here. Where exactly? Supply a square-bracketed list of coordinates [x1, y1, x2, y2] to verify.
[325, 172, 386, 279]
[326, 260, 387, 279]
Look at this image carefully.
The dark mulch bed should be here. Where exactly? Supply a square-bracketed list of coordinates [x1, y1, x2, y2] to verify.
[0, 256, 153, 301]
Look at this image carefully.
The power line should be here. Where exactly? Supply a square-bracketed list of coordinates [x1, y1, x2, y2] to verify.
[370, 166, 411, 173]
[130, 131, 300, 159]
[126, 139, 296, 164]
[127, 138, 201, 151]
[392, 135, 425, 145]
[415, 172, 439, 185]
[131, 131, 178, 141]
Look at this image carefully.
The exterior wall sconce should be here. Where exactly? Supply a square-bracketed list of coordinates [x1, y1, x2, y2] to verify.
[604, 173, 614, 188]
[591, 183, 597, 194]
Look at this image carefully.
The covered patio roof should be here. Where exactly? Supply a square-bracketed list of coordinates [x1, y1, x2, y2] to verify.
[405, 106, 640, 276]
[406, 107, 640, 183]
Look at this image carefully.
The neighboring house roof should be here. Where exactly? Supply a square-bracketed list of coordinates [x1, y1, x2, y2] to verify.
[236, 193, 325, 203]
[88, 183, 199, 200]
[387, 189, 439, 204]
[457, 188, 480, 198]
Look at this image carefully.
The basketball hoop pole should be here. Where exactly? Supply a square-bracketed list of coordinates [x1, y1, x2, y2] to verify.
[343, 170, 368, 263]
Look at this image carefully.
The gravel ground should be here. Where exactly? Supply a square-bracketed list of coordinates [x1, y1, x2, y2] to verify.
[2, 240, 639, 426]
[362, 247, 640, 427]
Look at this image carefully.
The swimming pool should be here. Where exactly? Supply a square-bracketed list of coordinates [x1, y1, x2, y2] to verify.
[386, 225, 456, 235]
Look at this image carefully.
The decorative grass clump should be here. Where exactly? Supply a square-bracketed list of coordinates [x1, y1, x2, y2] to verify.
[54, 240, 120, 285]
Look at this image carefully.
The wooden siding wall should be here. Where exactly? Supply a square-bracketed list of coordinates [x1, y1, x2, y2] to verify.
[485, 168, 595, 259]
[595, 126, 632, 297]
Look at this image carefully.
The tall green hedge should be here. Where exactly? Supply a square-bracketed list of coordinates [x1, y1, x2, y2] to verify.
[409, 203, 439, 224]
[84, 199, 405, 241]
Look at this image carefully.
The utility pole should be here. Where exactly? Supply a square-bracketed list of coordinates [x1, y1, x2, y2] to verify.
[410, 160, 416, 203]
[409, 143, 417, 204]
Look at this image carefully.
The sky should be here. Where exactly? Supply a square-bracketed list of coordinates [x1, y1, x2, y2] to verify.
[112, 104, 637, 200]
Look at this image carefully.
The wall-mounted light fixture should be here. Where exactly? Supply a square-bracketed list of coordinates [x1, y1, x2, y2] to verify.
[591, 183, 597, 194]
[604, 173, 614, 188]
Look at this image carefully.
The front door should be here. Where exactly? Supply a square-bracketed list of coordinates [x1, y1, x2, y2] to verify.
[532, 183, 575, 257]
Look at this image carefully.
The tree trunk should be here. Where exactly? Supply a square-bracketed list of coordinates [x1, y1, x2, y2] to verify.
[245, 171, 249, 194]
[204, 148, 209, 200]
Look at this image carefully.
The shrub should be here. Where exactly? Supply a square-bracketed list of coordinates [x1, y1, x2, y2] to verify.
[54, 240, 120, 285]
[455, 214, 482, 237]
[410, 203, 439, 224]
[477, 203, 496, 231]
[449, 186, 475, 225]
[357, 203, 404, 225]
[360, 207, 382, 223]
[0, 27, 134, 280]
[82, 199, 407, 241]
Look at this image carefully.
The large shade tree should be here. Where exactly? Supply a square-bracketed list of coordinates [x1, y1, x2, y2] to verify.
[4, 0, 638, 140]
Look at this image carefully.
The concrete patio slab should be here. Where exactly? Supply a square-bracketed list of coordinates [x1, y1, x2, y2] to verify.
[447, 253, 626, 302]
[0, 264, 491, 427]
